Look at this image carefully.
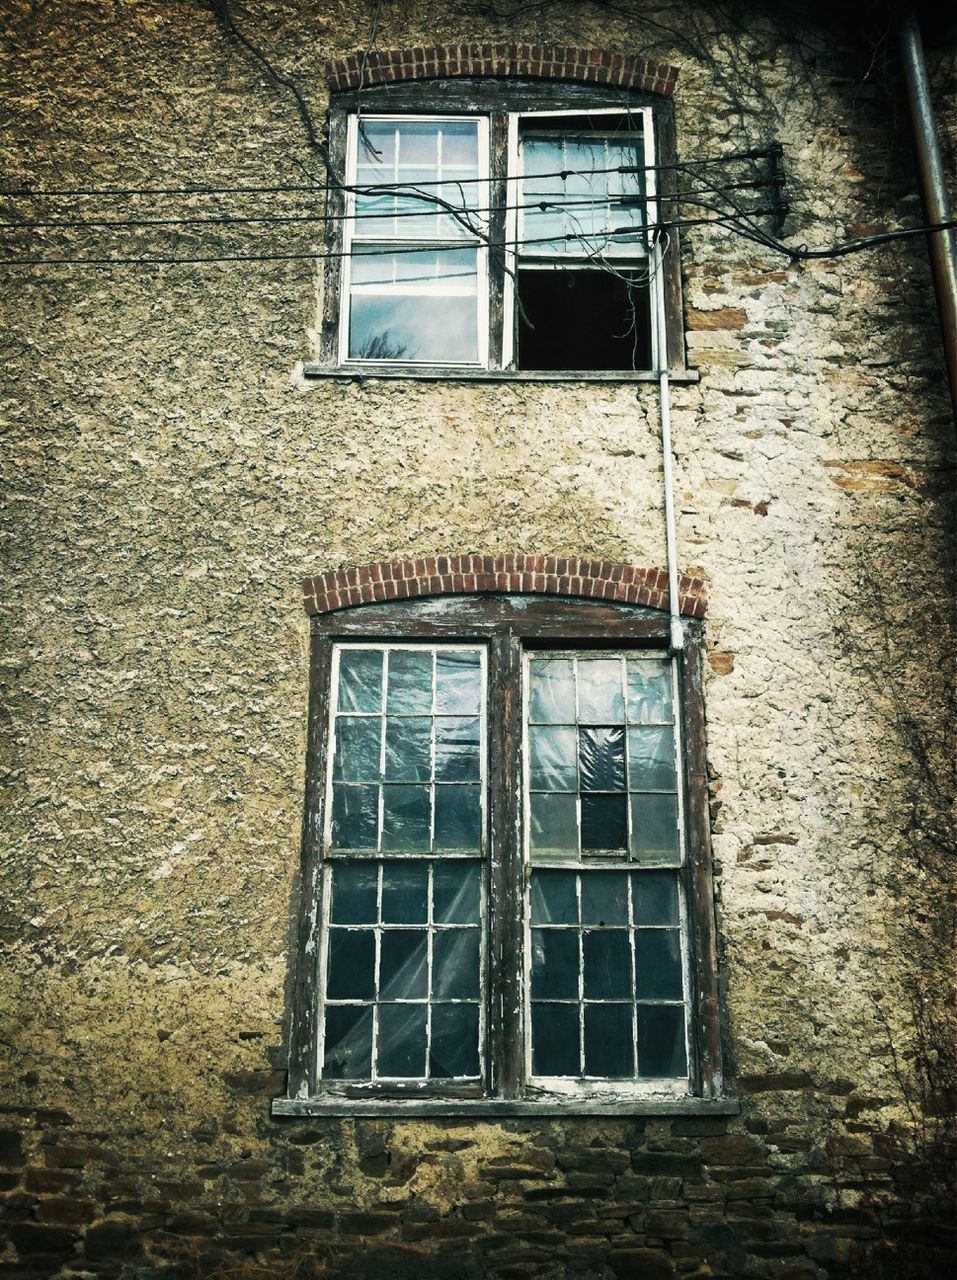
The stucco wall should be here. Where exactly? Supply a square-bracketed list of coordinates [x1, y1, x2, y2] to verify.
[1, 1, 954, 1277]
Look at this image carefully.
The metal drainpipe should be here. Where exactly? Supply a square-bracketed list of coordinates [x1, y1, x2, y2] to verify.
[898, 9, 957, 415]
[651, 240, 685, 653]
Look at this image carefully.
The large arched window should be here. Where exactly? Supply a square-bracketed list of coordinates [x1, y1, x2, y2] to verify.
[276, 574, 727, 1116]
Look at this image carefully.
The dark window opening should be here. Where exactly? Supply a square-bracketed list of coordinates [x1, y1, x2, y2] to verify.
[516, 269, 652, 371]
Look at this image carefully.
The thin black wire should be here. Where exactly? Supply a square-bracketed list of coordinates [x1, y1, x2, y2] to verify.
[0, 150, 781, 199]
[0, 182, 776, 232]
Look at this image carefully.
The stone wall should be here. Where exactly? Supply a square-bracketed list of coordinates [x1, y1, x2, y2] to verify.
[1, 1, 954, 1277]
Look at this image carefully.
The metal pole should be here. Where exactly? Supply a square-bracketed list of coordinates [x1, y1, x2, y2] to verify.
[898, 9, 957, 415]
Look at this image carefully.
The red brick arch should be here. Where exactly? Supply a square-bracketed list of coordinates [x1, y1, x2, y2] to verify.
[325, 45, 679, 96]
[302, 555, 707, 617]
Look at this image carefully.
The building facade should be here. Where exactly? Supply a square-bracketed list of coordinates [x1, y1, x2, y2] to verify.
[2, 1, 955, 1277]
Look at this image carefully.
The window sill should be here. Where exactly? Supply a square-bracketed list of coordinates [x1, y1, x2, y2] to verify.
[300, 364, 700, 385]
[271, 1095, 739, 1118]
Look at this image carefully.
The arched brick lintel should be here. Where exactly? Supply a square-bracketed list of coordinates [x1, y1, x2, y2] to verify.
[325, 45, 679, 96]
[303, 555, 707, 618]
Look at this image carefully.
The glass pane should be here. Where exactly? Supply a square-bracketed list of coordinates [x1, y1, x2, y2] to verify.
[626, 660, 673, 724]
[381, 785, 430, 851]
[333, 716, 381, 783]
[580, 872, 629, 926]
[377, 1004, 427, 1078]
[337, 650, 382, 713]
[529, 793, 578, 856]
[581, 793, 627, 851]
[583, 930, 632, 999]
[528, 658, 576, 724]
[530, 870, 578, 925]
[331, 784, 379, 849]
[330, 863, 378, 924]
[323, 1006, 373, 1079]
[637, 1004, 687, 1078]
[531, 1003, 580, 1075]
[633, 871, 679, 926]
[379, 929, 428, 999]
[349, 282, 479, 364]
[630, 793, 680, 863]
[530, 929, 579, 999]
[433, 861, 480, 923]
[434, 716, 481, 782]
[386, 650, 433, 713]
[635, 930, 683, 1000]
[528, 725, 577, 791]
[327, 930, 375, 1000]
[381, 861, 429, 924]
[434, 784, 481, 850]
[384, 716, 432, 782]
[628, 726, 676, 791]
[577, 659, 624, 724]
[579, 726, 625, 792]
[430, 1004, 480, 1078]
[584, 1005, 634, 1077]
[432, 929, 480, 998]
[435, 651, 482, 715]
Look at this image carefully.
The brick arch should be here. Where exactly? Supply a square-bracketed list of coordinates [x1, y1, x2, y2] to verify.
[325, 45, 679, 96]
[302, 555, 706, 617]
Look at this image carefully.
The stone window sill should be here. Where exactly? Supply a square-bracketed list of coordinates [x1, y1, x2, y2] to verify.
[300, 364, 700, 385]
[271, 1095, 739, 1118]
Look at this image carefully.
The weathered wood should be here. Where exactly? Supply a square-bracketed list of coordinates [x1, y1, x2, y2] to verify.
[272, 1095, 741, 1118]
[300, 366, 700, 383]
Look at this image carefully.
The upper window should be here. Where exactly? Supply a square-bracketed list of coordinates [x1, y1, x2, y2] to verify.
[320, 82, 683, 374]
[277, 595, 723, 1114]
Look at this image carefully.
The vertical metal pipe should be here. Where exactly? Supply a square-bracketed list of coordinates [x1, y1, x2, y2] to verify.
[898, 10, 957, 414]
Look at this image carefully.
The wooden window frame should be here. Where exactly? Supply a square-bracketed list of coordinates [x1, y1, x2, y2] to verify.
[317, 80, 686, 375]
[274, 595, 730, 1118]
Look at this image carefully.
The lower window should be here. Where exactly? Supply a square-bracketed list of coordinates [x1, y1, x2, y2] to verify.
[286, 596, 722, 1109]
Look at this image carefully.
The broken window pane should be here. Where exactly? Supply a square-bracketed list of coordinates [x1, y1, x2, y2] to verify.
[581, 793, 627, 851]
[579, 726, 626, 792]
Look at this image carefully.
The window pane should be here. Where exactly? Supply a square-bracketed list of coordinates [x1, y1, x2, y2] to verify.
[331, 784, 379, 849]
[579, 726, 625, 792]
[337, 650, 383, 712]
[432, 929, 480, 998]
[626, 660, 673, 724]
[349, 286, 480, 364]
[387, 650, 433, 713]
[330, 863, 379, 925]
[580, 872, 629, 926]
[637, 1005, 687, 1078]
[384, 716, 431, 782]
[435, 651, 482, 714]
[323, 1006, 373, 1079]
[583, 930, 632, 999]
[531, 1003, 580, 1076]
[381, 784, 431, 851]
[434, 784, 481, 850]
[433, 861, 480, 923]
[327, 930, 375, 1000]
[628, 726, 676, 791]
[530, 929, 579, 999]
[377, 1005, 428, 1078]
[530, 792, 578, 856]
[381, 861, 429, 924]
[630, 793, 680, 863]
[333, 716, 381, 783]
[430, 1003, 480, 1078]
[584, 1005, 634, 1077]
[633, 871, 679, 926]
[581, 793, 627, 851]
[578, 659, 624, 724]
[434, 716, 481, 782]
[379, 929, 428, 999]
[635, 930, 683, 1000]
[528, 658, 576, 724]
[530, 870, 578, 925]
[529, 724, 578, 791]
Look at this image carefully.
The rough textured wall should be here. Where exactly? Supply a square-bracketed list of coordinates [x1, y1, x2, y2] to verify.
[1, 1, 954, 1278]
